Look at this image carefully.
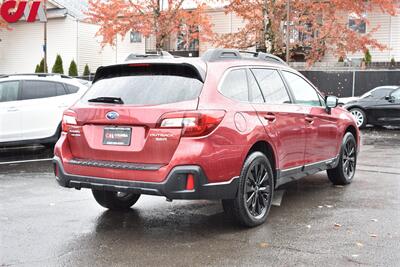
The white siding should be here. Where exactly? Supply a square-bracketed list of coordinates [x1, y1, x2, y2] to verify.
[322, 10, 400, 63]
[0, 16, 77, 74]
[0, 16, 146, 75]
[199, 9, 247, 54]
[47, 17, 78, 74]
[0, 21, 45, 74]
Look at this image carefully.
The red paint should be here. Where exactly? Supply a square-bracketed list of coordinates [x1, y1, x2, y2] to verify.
[0, 1, 43, 23]
[54, 59, 360, 185]
[186, 174, 195, 191]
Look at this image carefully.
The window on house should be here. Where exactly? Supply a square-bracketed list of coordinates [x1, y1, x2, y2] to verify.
[349, 13, 366, 34]
[130, 31, 142, 43]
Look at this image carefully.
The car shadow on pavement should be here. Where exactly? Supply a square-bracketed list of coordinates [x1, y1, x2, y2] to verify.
[89, 173, 345, 238]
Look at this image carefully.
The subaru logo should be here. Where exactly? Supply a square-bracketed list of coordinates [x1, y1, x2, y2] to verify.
[106, 111, 119, 120]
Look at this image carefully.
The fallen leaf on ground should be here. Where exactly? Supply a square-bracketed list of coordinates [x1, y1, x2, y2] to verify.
[325, 205, 333, 208]
[318, 206, 323, 208]
[334, 223, 342, 228]
[259, 242, 269, 248]
[356, 242, 364, 247]
[369, 234, 378, 238]
[370, 219, 378, 222]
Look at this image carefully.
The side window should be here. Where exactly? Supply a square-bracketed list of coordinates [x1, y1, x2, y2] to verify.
[21, 81, 60, 100]
[220, 69, 249, 102]
[0, 81, 19, 102]
[372, 88, 393, 98]
[56, 83, 67, 96]
[247, 70, 264, 103]
[282, 71, 322, 107]
[251, 69, 290, 104]
[391, 89, 400, 100]
[65, 84, 80, 94]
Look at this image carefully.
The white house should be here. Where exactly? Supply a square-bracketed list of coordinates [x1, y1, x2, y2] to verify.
[0, 2, 398, 74]
[0, 0, 146, 75]
[145, 7, 400, 64]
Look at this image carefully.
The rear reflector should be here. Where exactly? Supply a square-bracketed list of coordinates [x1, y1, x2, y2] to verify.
[186, 174, 195, 191]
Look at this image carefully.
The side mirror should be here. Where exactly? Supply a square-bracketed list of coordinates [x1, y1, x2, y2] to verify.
[325, 96, 338, 114]
[385, 95, 394, 102]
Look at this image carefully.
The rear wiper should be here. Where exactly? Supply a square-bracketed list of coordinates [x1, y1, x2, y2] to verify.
[88, 97, 124, 104]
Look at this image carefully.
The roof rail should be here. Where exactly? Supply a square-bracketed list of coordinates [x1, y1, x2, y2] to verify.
[0, 73, 72, 79]
[201, 49, 287, 65]
[125, 51, 175, 62]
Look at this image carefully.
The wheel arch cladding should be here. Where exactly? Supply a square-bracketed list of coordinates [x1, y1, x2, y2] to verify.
[247, 141, 277, 186]
[345, 125, 359, 146]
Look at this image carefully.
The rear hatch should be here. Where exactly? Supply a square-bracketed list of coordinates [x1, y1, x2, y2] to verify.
[65, 63, 205, 165]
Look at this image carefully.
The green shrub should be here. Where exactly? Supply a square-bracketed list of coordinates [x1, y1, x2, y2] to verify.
[390, 57, 396, 66]
[68, 60, 78, 76]
[364, 49, 372, 64]
[83, 64, 91, 76]
[52, 54, 64, 74]
[35, 58, 48, 73]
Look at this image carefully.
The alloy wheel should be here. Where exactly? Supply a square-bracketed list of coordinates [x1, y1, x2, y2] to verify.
[342, 139, 356, 179]
[244, 161, 272, 219]
[350, 110, 364, 128]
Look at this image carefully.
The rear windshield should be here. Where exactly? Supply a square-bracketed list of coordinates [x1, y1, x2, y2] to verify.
[82, 64, 203, 105]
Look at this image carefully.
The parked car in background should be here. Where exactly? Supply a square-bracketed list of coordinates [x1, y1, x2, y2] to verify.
[339, 86, 399, 105]
[54, 49, 360, 227]
[344, 86, 400, 128]
[0, 74, 89, 147]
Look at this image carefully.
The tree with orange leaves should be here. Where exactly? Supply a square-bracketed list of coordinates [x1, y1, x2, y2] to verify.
[86, 0, 213, 51]
[214, 0, 399, 63]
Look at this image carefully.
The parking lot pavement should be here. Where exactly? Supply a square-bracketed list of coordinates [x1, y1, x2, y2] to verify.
[1, 128, 399, 267]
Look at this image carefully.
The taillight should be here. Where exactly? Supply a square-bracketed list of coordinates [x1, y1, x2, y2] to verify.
[158, 110, 226, 137]
[62, 110, 77, 132]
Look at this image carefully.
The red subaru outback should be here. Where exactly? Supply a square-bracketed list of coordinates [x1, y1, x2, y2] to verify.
[54, 49, 360, 227]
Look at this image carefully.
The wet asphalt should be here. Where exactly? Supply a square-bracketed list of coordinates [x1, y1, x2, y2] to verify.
[0, 128, 399, 266]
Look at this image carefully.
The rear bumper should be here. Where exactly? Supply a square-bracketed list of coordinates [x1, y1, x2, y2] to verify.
[53, 156, 238, 200]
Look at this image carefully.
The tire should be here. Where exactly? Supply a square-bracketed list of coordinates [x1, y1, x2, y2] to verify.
[350, 108, 367, 128]
[92, 190, 140, 210]
[327, 132, 357, 185]
[222, 152, 274, 227]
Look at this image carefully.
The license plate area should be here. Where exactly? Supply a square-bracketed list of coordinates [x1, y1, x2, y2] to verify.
[103, 127, 132, 146]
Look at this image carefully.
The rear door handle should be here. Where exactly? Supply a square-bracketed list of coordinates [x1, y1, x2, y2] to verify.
[263, 113, 276, 122]
[7, 107, 18, 112]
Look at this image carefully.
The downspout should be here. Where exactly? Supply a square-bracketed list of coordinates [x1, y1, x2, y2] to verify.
[76, 19, 79, 75]
[388, 15, 392, 59]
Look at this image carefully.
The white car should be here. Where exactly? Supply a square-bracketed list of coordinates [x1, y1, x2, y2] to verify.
[0, 74, 89, 147]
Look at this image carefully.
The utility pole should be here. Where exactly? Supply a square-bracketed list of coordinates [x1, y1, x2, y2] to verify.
[286, 0, 290, 63]
[43, 0, 48, 72]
